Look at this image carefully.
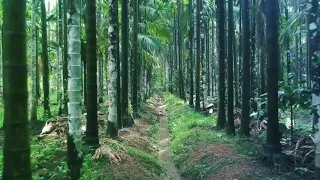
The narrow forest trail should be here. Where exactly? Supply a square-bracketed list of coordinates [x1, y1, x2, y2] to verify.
[156, 96, 182, 180]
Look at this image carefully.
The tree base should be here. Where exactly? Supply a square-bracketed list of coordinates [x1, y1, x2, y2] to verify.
[85, 137, 99, 147]
[67, 135, 83, 180]
[83, 144, 100, 155]
[261, 145, 292, 173]
[123, 115, 134, 128]
[107, 121, 118, 138]
[133, 111, 141, 119]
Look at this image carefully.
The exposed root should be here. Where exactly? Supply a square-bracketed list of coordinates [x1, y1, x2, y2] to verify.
[92, 145, 122, 164]
[282, 135, 315, 172]
[261, 151, 294, 174]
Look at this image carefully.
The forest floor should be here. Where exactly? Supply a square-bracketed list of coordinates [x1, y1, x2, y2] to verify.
[0, 96, 165, 180]
[0, 93, 315, 179]
[161, 93, 311, 180]
[155, 95, 182, 180]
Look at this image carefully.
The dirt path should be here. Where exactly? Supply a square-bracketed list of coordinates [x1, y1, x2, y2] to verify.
[156, 96, 182, 180]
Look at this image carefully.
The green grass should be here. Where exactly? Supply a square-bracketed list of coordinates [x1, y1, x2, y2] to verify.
[127, 147, 164, 176]
[163, 93, 291, 180]
[0, 93, 164, 180]
[0, 137, 67, 179]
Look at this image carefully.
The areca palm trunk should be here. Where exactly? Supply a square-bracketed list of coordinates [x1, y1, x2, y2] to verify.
[98, 53, 104, 103]
[217, 0, 226, 128]
[107, 0, 119, 137]
[308, 0, 320, 177]
[66, 0, 83, 178]
[285, 2, 290, 81]
[36, 27, 41, 99]
[169, 45, 173, 93]
[132, 0, 139, 117]
[178, 0, 185, 100]
[31, 0, 39, 122]
[2, 0, 32, 178]
[122, 0, 133, 127]
[41, 0, 51, 118]
[238, 1, 242, 104]
[250, 0, 256, 98]
[234, 17, 240, 107]
[258, 2, 266, 95]
[57, 0, 63, 114]
[63, 0, 68, 115]
[195, 0, 201, 112]
[188, 0, 194, 107]
[227, 0, 235, 135]
[211, 19, 215, 96]
[116, 2, 121, 129]
[240, 0, 250, 136]
[202, 8, 207, 109]
[85, 0, 99, 146]
[265, 0, 281, 155]
[206, 22, 210, 97]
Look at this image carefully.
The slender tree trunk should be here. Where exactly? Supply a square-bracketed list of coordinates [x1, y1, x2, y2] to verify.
[285, 2, 290, 81]
[169, 45, 173, 93]
[63, 0, 68, 115]
[201, 0, 207, 109]
[178, 0, 184, 99]
[173, 10, 178, 95]
[2, 0, 32, 178]
[234, 8, 239, 108]
[206, 21, 210, 97]
[98, 53, 104, 103]
[250, 0, 256, 98]
[294, 34, 299, 88]
[132, 0, 139, 117]
[58, 0, 63, 115]
[299, 26, 303, 86]
[189, 0, 194, 107]
[227, 0, 235, 135]
[41, 0, 51, 118]
[195, 0, 201, 111]
[217, 0, 226, 128]
[67, 0, 83, 178]
[137, 2, 142, 108]
[211, 19, 215, 96]
[31, 0, 39, 122]
[122, 0, 133, 127]
[238, 1, 242, 104]
[36, 27, 41, 100]
[116, 0, 121, 129]
[240, 0, 251, 136]
[85, 0, 99, 146]
[259, 1, 266, 95]
[264, 0, 281, 155]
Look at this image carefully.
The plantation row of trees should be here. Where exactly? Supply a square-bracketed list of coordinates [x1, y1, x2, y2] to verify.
[2, 0, 168, 179]
[2, 0, 320, 179]
[163, 0, 320, 178]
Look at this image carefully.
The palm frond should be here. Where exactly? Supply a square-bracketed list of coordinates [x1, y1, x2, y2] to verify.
[138, 34, 163, 55]
[279, 7, 308, 43]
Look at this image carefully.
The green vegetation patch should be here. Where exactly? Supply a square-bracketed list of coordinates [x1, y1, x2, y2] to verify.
[163, 93, 287, 180]
[0, 96, 164, 180]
